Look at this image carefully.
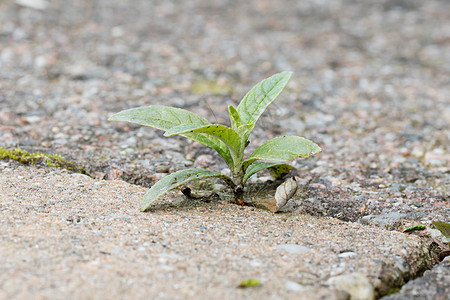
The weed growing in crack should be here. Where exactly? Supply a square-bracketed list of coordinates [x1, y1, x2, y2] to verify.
[109, 72, 321, 211]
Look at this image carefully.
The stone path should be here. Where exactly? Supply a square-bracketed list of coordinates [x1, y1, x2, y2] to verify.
[0, 163, 438, 299]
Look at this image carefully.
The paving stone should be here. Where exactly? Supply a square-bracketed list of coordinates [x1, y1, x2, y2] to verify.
[0, 165, 435, 299]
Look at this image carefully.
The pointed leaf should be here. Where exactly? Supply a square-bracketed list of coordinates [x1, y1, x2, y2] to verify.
[236, 123, 255, 142]
[163, 124, 208, 137]
[109, 105, 233, 166]
[165, 124, 242, 160]
[237, 71, 292, 126]
[228, 105, 242, 131]
[108, 105, 210, 130]
[141, 168, 234, 211]
[243, 161, 294, 184]
[243, 136, 321, 169]
[183, 132, 233, 166]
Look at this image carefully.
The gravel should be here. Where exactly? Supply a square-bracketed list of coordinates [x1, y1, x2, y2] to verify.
[1, 0, 447, 225]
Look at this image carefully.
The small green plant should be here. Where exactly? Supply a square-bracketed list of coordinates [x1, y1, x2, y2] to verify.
[403, 224, 426, 233]
[109, 71, 321, 211]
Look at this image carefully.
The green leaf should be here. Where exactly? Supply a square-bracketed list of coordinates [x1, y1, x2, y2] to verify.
[432, 221, 450, 238]
[403, 224, 426, 233]
[237, 71, 292, 139]
[243, 136, 321, 169]
[228, 106, 254, 147]
[184, 133, 233, 166]
[243, 161, 293, 184]
[109, 105, 233, 166]
[163, 124, 208, 136]
[141, 168, 234, 211]
[108, 105, 210, 129]
[164, 124, 242, 162]
[228, 105, 242, 131]
[268, 164, 294, 179]
[236, 123, 255, 143]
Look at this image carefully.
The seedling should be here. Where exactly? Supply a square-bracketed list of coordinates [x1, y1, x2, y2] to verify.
[109, 72, 321, 211]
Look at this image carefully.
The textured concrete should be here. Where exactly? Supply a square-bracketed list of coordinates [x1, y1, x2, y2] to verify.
[381, 258, 450, 300]
[0, 163, 435, 299]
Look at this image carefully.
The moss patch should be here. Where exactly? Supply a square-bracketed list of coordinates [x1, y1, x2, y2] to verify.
[238, 278, 261, 288]
[0, 147, 86, 174]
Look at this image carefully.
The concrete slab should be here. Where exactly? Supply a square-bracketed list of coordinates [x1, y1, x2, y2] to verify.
[381, 258, 450, 300]
[0, 164, 434, 299]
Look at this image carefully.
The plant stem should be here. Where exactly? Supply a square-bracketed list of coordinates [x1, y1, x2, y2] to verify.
[232, 167, 244, 200]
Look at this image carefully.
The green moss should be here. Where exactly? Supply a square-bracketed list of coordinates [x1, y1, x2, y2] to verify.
[238, 278, 261, 288]
[386, 288, 401, 295]
[0, 147, 86, 174]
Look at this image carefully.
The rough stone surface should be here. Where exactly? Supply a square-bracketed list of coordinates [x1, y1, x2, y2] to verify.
[381, 258, 450, 300]
[327, 273, 375, 300]
[0, 163, 434, 299]
[0, 0, 448, 226]
[359, 212, 408, 230]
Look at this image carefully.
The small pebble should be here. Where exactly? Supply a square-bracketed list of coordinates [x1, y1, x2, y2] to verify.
[285, 280, 305, 292]
[275, 244, 311, 254]
[155, 164, 170, 173]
